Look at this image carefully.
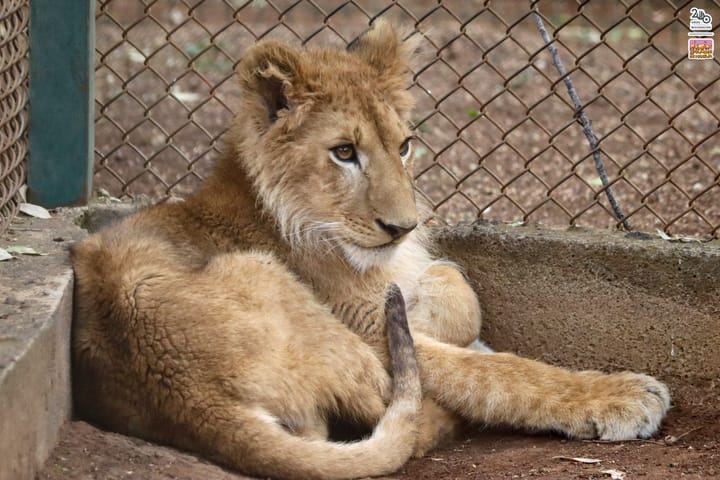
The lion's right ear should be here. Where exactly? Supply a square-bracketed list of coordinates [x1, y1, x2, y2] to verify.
[347, 20, 418, 79]
[237, 41, 306, 126]
[347, 20, 418, 119]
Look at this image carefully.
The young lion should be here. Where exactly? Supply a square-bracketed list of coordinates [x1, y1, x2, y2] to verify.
[72, 21, 670, 479]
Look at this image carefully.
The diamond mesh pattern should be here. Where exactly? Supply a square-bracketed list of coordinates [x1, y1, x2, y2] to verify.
[95, 0, 720, 238]
[0, 0, 29, 235]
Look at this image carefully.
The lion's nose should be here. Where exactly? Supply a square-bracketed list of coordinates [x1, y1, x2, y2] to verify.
[375, 219, 417, 240]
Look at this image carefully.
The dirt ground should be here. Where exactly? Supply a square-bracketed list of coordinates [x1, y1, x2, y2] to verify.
[39, 404, 719, 480]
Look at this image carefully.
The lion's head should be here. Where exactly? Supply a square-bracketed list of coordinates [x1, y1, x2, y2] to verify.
[232, 21, 421, 271]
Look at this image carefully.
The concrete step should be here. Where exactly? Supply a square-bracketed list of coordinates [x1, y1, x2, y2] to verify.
[0, 210, 86, 480]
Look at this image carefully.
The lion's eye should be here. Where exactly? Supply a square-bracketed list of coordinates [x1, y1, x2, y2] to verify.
[399, 139, 412, 161]
[331, 144, 358, 164]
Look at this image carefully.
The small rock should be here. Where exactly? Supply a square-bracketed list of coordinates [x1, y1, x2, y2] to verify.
[4, 295, 21, 305]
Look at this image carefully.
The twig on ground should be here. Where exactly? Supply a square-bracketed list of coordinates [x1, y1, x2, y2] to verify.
[582, 438, 665, 445]
[580, 438, 665, 445]
[532, 7, 632, 230]
[581, 426, 704, 446]
[664, 426, 704, 444]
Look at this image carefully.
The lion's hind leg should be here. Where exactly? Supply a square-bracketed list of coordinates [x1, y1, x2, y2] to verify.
[75, 244, 421, 479]
[167, 268, 422, 479]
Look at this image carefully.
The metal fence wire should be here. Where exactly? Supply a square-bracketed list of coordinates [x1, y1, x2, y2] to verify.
[0, 0, 28, 235]
[95, 0, 720, 239]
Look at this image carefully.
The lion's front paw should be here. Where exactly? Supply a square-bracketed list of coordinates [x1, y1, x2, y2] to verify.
[570, 372, 671, 441]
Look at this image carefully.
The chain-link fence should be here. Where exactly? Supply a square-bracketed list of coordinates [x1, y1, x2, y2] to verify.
[0, 0, 29, 235]
[95, 0, 720, 239]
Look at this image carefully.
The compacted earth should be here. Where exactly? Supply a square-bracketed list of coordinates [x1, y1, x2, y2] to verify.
[38, 404, 719, 480]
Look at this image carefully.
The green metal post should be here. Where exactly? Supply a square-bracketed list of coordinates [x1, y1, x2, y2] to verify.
[28, 0, 94, 207]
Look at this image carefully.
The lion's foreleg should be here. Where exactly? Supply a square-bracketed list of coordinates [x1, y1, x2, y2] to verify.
[415, 333, 670, 441]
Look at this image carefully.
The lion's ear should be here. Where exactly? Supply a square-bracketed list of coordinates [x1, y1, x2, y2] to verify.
[347, 20, 418, 78]
[237, 41, 306, 125]
[348, 20, 418, 118]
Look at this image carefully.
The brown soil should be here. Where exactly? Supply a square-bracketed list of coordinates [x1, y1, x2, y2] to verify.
[39, 405, 720, 480]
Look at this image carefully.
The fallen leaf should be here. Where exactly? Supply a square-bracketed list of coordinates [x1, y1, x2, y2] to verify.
[553, 456, 601, 464]
[0, 248, 12, 261]
[656, 229, 704, 243]
[171, 87, 200, 103]
[126, 48, 145, 64]
[589, 177, 604, 188]
[626, 26, 645, 40]
[97, 188, 122, 203]
[600, 468, 626, 479]
[5, 246, 48, 256]
[18, 203, 51, 219]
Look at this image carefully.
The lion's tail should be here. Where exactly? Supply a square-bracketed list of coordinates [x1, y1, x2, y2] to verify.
[204, 284, 421, 480]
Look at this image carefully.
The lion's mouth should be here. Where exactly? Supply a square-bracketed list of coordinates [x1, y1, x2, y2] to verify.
[352, 238, 401, 251]
[340, 240, 401, 271]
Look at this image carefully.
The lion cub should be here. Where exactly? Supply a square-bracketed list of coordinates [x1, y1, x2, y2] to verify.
[72, 21, 670, 479]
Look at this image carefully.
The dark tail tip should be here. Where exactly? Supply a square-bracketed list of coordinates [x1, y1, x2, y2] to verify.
[385, 283, 416, 377]
[385, 283, 410, 334]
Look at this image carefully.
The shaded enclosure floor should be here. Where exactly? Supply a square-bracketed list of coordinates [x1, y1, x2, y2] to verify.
[38, 405, 719, 479]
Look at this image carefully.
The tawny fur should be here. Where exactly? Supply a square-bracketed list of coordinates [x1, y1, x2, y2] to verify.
[71, 21, 671, 480]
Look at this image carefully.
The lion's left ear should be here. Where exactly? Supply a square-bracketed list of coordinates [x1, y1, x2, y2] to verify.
[348, 20, 419, 117]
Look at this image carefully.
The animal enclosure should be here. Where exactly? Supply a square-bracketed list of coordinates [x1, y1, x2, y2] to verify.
[1, 1, 719, 238]
[92, 0, 720, 238]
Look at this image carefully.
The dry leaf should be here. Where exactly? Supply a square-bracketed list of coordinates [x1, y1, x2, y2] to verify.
[126, 48, 145, 64]
[18, 203, 51, 219]
[553, 456, 601, 464]
[0, 248, 12, 261]
[5, 246, 48, 256]
[171, 87, 200, 102]
[600, 468, 626, 479]
[97, 188, 122, 203]
[656, 229, 703, 243]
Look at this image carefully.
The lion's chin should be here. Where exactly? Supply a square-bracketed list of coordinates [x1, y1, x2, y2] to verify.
[340, 242, 400, 272]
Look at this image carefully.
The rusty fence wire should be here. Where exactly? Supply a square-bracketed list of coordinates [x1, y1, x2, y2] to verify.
[0, 0, 29, 235]
[95, 0, 720, 239]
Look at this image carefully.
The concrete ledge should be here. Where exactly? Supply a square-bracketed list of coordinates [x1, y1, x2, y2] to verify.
[0, 211, 86, 480]
[435, 221, 720, 408]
